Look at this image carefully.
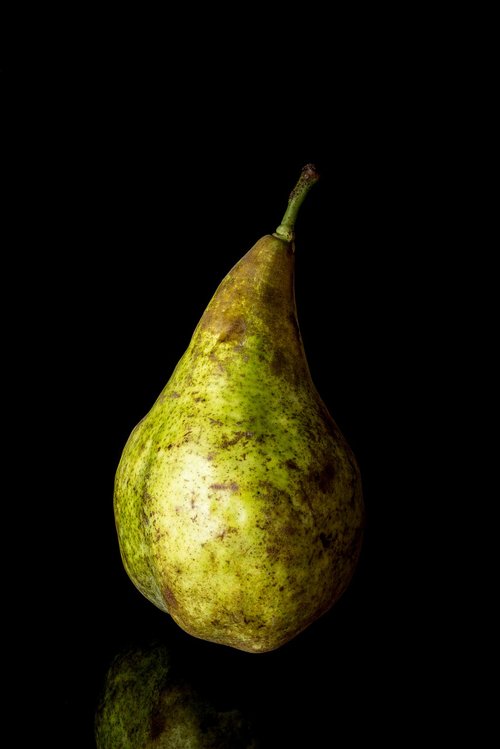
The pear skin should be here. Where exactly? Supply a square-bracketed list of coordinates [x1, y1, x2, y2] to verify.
[114, 166, 364, 652]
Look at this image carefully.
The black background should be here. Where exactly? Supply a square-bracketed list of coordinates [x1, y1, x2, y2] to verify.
[6, 34, 462, 745]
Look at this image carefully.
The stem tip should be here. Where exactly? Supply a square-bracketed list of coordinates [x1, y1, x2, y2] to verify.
[274, 164, 320, 243]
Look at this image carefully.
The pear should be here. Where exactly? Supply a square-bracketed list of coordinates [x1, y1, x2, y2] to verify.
[114, 165, 364, 653]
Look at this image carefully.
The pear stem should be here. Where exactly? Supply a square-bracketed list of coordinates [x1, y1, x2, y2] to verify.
[273, 163, 320, 243]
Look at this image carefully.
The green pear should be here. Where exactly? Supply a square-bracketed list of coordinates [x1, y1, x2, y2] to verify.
[114, 165, 364, 652]
[95, 642, 258, 748]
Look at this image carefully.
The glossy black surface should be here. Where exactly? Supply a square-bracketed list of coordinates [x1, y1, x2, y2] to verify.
[15, 87, 442, 743]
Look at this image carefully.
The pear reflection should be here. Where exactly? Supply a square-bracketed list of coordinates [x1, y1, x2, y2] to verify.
[95, 640, 259, 748]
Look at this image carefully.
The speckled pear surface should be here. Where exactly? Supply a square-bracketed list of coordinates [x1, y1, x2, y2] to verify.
[114, 166, 364, 652]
